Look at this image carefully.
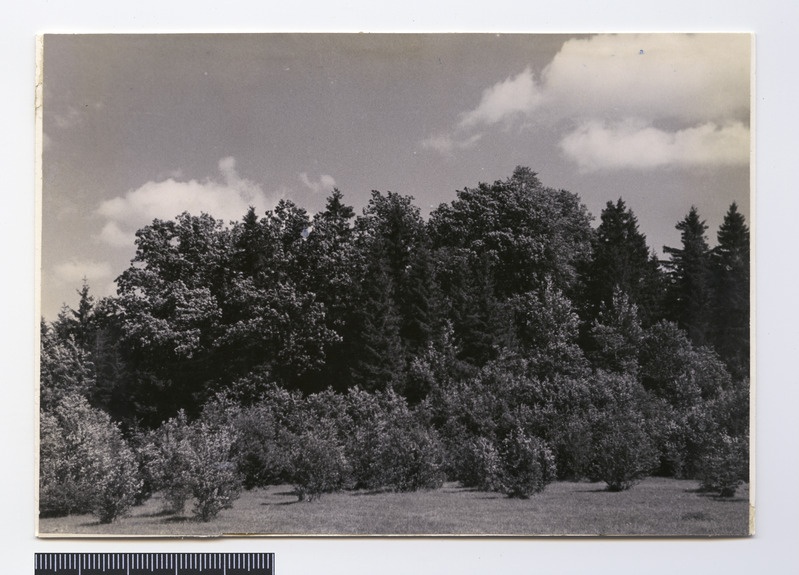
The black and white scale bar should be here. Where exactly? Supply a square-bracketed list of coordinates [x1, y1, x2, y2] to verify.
[34, 553, 273, 575]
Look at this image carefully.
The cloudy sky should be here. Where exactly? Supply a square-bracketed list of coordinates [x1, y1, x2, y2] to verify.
[41, 33, 751, 320]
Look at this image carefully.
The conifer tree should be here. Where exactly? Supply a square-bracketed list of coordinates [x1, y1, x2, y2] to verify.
[710, 202, 750, 373]
[581, 199, 663, 326]
[663, 207, 712, 346]
[349, 257, 405, 392]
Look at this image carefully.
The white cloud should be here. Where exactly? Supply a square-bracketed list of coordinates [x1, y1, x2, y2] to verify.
[422, 34, 751, 170]
[560, 120, 750, 171]
[53, 259, 113, 285]
[299, 172, 337, 194]
[540, 34, 750, 124]
[420, 132, 483, 155]
[52, 106, 83, 130]
[51, 101, 105, 130]
[95, 157, 282, 248]
[95, 221, 131, 248]
[458, 67, 542, 129]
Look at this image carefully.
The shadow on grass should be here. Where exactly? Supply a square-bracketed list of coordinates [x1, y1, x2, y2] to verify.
[261, 500, 300, 506]
[161, 515, 193, 524]
[141, 509, 178, 518]
[681, 511, 711, 521]
[708, 495, 748, 503]
[687, 489, 747, 503]
[349, 489, 395, 497]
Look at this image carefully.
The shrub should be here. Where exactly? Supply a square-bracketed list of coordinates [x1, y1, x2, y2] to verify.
[39, 330, 95, 412]
[697, 432, 748, 497]
[639, 321, 731, 408]
[140, 412, 195, 514]
[289, 430, 350, 502]
[457, 435, 503, 492]
[39, 394, 143, 522]
[587, 411, 658, 492]
[497, 428, 556, 498]
[143, 411, 242, 521]
[547, 411, 594, 481]
[376, 422, 445, 492]
[231, 404, 291, 488]
[91, 434, 142, 523]
[39, 409, 93, 517]
[344, 389, 445, 492]
[188, 422, 242, 521]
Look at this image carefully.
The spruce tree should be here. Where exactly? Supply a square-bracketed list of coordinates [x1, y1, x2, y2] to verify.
[710, 202, 750, 374]
[663, 207, 712, 346]
[581, 198, 663, 327]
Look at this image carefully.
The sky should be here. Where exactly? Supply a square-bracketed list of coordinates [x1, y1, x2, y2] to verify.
[40, 33, 751, 320]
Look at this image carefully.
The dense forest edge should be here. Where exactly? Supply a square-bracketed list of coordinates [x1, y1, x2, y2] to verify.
[39, 166, 750, 526]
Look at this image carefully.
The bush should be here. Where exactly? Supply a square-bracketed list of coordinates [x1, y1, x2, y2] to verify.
[143, 411, 242, 521]
[376, 422, 446, 492]
[140, 412, 195, 514]
[640, 321, 730, 408]
[188, 422, 242, 521]
[497, 428, 556, 498]
[229, 387, 351, 501]
[289, 430, 350, 501]
[697, 432, 748, 497]
[344, 389, 445, 492]
[457, 435, 503, 492]
[231, 404, 291, 488]
[91, 435, 142, 523]
[39, 394, 143, 523]
[587, 411, 658, 492]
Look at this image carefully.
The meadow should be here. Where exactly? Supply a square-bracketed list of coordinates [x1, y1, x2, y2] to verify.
[39, 478, 750, 537]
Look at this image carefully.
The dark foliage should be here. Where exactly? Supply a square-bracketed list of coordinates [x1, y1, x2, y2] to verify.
[41, 167, 750, 518]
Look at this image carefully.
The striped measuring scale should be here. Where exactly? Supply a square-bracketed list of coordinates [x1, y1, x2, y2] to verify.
[34, 553, 274, 575]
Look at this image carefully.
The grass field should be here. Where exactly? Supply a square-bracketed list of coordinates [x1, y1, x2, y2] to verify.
[38, 478, 751, 537]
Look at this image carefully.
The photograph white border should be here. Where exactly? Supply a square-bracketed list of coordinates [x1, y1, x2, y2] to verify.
[4, 0, 798, 572]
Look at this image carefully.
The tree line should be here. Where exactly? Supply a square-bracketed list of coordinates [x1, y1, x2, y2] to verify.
[40, 167, 750, 523]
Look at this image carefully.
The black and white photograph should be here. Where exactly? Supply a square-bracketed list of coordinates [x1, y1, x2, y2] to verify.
[37, 33, 752, 537]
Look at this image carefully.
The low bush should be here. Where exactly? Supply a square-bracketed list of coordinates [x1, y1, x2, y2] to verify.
[91, 435, 142, 523]
[139, 412, 194, 514]
[232, 403, 293, 488]
[143, 411, 242, 521]
[457, 435, 503, 492]
[498, 428, 556, 498]
[39, 394, 143, 523]
[188, 422, 242, 521]
[587, 411, 658, 492]
[376, 422, 446, 492]
[697, 432, 748, 497]
[289, 430, 350, 501]
[344, 389, 444, 492]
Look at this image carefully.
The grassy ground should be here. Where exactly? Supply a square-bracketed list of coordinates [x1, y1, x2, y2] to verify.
[38, 478, 751, 537]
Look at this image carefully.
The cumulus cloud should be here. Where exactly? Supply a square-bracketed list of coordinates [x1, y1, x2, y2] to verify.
[299, 172, 337, 194]
[458, 67, 542, 129]
[50, 101, 105, 131]
[420, 132, 483, 155]
[422, 34, 751, 171]
[53, 259, 113, 285]
[560, 120, 750, 171]
[52, 106, 83, 130]
[95, 157, 281, 248]
[541, 34, 750, 124]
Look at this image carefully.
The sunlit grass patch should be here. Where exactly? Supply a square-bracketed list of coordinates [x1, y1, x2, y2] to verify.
[38, 477, 750, 537]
